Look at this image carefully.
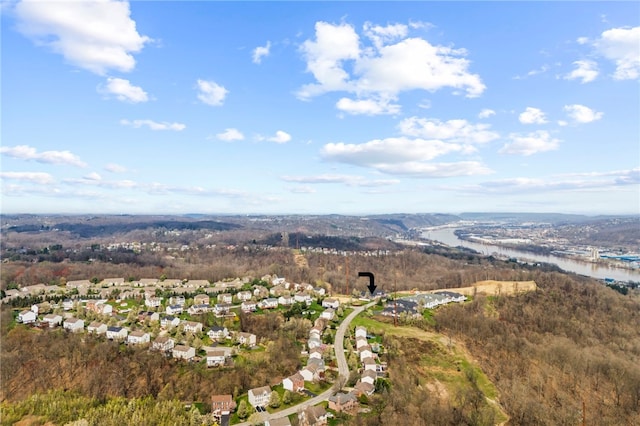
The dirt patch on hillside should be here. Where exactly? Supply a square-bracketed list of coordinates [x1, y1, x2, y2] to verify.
[293, 252, 308, 268]
[437, 280, 537, 296]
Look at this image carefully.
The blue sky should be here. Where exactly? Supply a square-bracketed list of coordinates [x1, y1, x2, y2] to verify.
[2, 1, 639, 215]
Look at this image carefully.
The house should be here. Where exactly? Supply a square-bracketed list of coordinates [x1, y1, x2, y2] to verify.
[328, 392, 358, 412]
[314, 287, 327, 297]
[294, 293, 313, 306]
[362, 356, 377, 372]
[127, 330, 150, 345]
[355, 326, 367, 339]
[172, 345, 195, 361]
[211, 394, 236, 419]
[236, 291, 252, 302]
[308, 348, 323, 360]
[42, 313, 63, 328]
[217, 293, 233, 304]
[278, 295, 294, 306]
[206, 350, 227, 367]
[361, 369, 377, 385]
[307, 336, 322, 350]
[152, 336, 175, 352]
[87, 321, 107, 335]
[321, 298, 339, 309]
[99, 277, 125, 287]
[298, 405, 329, 426]
[241, 300, 257, 312]
[106, 326, 128, 340]
[282, 372, 305, 392]
[144, 296, 162, 308]
[253, 286, 269, 299]
[213, 303, 232, 316]
[358, 345, 373, 361]
[354, 380, 375, 396]
[183, 321, 203, 334]
[260, 298, 278, 309]
[307, 357, 326, 372]
[300, 364, 320, 382]
[63, 318, 84, 333]
[17, 310, 37, 324]
[62, 299, 74, 311]
[237, 332, 256, 346]
[187, 304, 211, 315]
[160, 315, 180, 328]
[355, 337, 369, 349]
[166, 304, 183, 315]
[320, 308, 335, 321]
[269, 285, 286, 297]
[194, 294, 210, 305]
[207, 326, 229, 340]
[86, 301, 113, 315]
[248, 385, 271, 408]
[169, 295, 186, 306]
[309, 326, 322, 339]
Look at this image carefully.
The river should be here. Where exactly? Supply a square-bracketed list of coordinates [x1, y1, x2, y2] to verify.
[422, 227, 640, 282]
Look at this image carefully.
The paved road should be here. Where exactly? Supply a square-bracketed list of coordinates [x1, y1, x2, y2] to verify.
[236, 301, 376, 425]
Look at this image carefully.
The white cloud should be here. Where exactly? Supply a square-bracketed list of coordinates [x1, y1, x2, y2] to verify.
[216, 128, 244, 141]
[594, 26, 640, 80]
[297, 21, 485, 114]
[84, 172, 102, 181]
[563, 104, 603, 123]
[196, 79, 228, 106]
[518, 107, 547, 124]
[281, 174, 399, 187]
[104, 163, 127, 173]
[0, 145, 87, 167]
[478, 109, 495, 119]
[499, 131, 560, 156]
[576, 37, 589, 45]
[14, 0, 151, 75]
[268, 130, 292, 144]
[564, 60, 598, 83]
[398, 117, 499, 144]
[289, 186, 316, 194]
[336, 97, 401, 115]
[373, 161, 492, 177]
[0, 171, 54, 184]
[120, 119, 186, 131]
[252, 41, 271, 64]
[99, 77, 149, 102]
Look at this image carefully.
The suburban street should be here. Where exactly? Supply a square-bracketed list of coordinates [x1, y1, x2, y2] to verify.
[237, 300, 377, 425]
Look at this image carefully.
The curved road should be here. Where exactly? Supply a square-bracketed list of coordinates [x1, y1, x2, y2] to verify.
[237, 301, 376, 425]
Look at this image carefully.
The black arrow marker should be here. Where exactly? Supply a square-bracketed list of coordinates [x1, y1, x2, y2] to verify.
[358, 272, 377, 295]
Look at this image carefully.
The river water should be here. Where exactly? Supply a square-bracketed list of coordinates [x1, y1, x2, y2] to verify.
[422, 227, 640, 282]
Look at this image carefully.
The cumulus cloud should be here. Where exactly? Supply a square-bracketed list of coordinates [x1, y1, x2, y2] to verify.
[398, 117, 499, 144]
[0, 145, 87, 167]
[104, 163, 127, 173]
[564, 60, 599, 83]
[14, 0, 151, 75]
[120, 119, 186, 131]
[99, 77, 149, 102]
[373, 161, 492, 177]
[336, 97, 401, 115]
[297, 20, 485, 114]
[216, 128, 244, 142]
[563, 104, 603, 123]
[268, 131, 292, 144]
[281, 174, 399, 187]
[478, 109, 496, 119]
[0, 171, 55, 184]
[518, 107, 547, 124]
[499, 131, 560, 156]
[289, 186, 316, 194]
[594, 26, 640, 80]
[252, 41, 271, 64]
[196, 79, 228, 106]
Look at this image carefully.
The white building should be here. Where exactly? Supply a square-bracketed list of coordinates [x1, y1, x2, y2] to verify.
[17, 310, 36, 324]
[127, 330, 150, 345]
[63, 318, 85, 333]
[248, 385, 272, 408]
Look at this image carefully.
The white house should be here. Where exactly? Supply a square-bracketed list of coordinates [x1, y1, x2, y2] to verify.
[188, 304, 211, 315]
[166, 304, 183, 315]
[358, 345, 373, 362]
[237, 332, 256, 346]
[314, 287, 327, 297]
[194, 294, 210, 305]
[217, 293, 233, 304]
[62, 299, 75, 311]
[208, 326, 229, 340]
[308, 348, 323, 360]
[63, 318, 85, 333]
[283, 372, 305, 392]
[213, 304, 231, 316]
[145, 296, 162, 308]
[183, 321, 203, 334]
[300, 364, 320, 382]
[322, 298, 339, 309]
[172, 345, 195, 361]
[169, 295, 186, 306]
[236, 291, 252, 302]
[260, 298, 278, 309]
[17, 310, 37, 324]
[127, 330, 151, 345]
[361, 369, 377, 385]
[294, 293, 313, 306]
[362, 356, 377, 372]
[42, 313, 63, 328]
[248, 385, 272, 408]
[278, 295, 294, 306]
[152, 336, 175, 352]
[206, 350, 227, 367]
[87, 321, 107, 335]
[355, 326, 367, 339]
[106, 326, 128, 340]
[241, 301, 257, 312]
[307, 336, 322, 350]
[355, 337, 369, 349]
[160, 315, 180, 328]
[320, 309, 335, 321]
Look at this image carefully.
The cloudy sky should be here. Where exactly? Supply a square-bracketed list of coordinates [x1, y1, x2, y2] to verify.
[2, 1, 639, 215]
